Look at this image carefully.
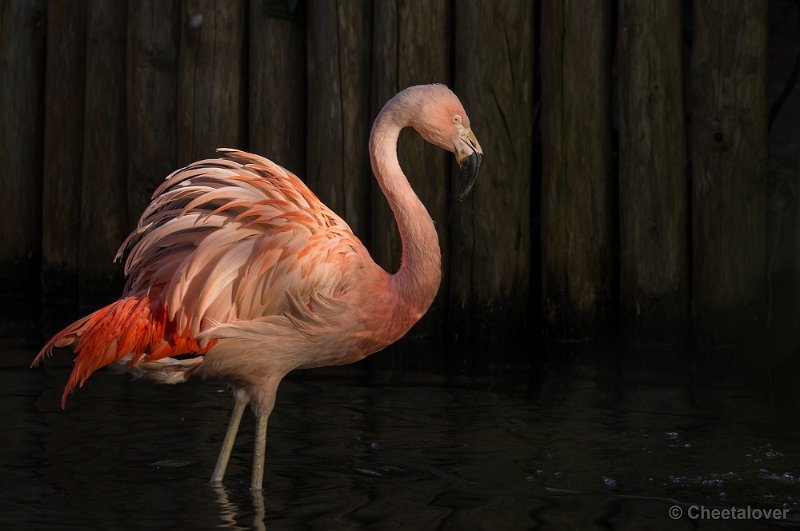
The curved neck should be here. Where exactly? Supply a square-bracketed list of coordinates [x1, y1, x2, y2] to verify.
[369, 106, 442, 317]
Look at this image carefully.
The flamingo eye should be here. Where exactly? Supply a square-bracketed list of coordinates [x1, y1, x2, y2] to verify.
[451, 115, 461, 125]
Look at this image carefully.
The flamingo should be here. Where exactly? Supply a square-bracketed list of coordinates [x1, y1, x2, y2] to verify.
[33, 84, 483, 490]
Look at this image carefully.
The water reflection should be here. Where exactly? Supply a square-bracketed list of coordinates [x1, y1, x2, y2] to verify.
[1, 300, 799, 529]
[212, 484, 266, 531]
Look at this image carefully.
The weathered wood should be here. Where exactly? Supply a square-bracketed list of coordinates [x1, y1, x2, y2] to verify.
[41, 0, 85, 300]
[80, 0, 128, 305]
[451, 0, 533, 337]
[618, 0, 688, 338]
[127, 0, 180, 229]
[691, 0, 768, 339]
[541, 0, 613, 338]
[178, 0, 245, 165]
[306, 0, 372, 240]
[249, 2, 306, 176]
[764, 0, 800, 334]
[371, 0, 451, 335]
[0, 0, 46, 294]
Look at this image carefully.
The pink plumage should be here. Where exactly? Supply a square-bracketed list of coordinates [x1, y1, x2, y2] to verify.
[34, 84, 483, 490]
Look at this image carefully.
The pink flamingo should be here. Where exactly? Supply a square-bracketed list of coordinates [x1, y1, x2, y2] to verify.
[33, 84, 483, 490]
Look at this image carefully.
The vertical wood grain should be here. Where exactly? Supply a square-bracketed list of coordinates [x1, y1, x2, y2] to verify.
[80, 0, 128, 304]
[618, 0, 688, 338]
[0, 0, 46, 294]
[451, 0, 534, 337]
[306, 0, 372, 240]
[691, 0, 768, 339]
[127, 0, 180, 229]
[178, 0, 245, 165]
[541, 0, 613, 338]
[250, 1, 306, 176]
[42, 0, 85, 299]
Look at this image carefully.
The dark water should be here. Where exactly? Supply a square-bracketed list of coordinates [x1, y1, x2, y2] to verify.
[2, 301, 800, 530]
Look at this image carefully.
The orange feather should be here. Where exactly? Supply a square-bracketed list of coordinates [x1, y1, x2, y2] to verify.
[32, 292, 215, 408]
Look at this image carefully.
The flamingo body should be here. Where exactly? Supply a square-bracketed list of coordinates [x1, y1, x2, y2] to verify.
[34, 84, 483, 489]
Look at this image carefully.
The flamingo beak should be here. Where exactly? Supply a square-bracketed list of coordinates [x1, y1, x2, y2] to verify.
[455, 128, 483, 201]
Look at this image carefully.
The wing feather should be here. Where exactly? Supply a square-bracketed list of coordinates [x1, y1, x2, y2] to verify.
[118, 149, 372, 338]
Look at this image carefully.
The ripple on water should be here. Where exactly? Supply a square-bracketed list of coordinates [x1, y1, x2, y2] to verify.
[3, 306, 800, 529]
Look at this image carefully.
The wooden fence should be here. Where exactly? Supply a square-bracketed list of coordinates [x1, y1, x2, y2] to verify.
[0, 0, 795, 344]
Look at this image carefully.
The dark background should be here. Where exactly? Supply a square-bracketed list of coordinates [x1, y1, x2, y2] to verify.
[2, 3, 800, 528]
[0, 0, 798, 349]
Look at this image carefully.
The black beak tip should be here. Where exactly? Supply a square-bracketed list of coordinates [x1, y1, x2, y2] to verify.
[458, 152, 483, 201]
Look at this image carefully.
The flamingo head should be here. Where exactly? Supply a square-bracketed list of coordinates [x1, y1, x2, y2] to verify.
[405, 85, 484, 200]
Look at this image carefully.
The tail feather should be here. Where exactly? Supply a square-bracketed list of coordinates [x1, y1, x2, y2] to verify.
[33, 292, 214, 408]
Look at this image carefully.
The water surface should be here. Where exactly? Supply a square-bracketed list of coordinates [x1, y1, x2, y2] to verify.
[2, 301, 799, 529]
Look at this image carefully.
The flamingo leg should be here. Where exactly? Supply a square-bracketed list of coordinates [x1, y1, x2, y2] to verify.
[251, 412, 268, 491]
[211, 390, 248, 484]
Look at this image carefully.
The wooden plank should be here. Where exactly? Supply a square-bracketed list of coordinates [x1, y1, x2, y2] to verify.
[41, 0, 85, 300]
[178, 0, 245, 165]
[306, 0, 372, 240]
[0, 0, 46, 294]
[80, 0, 128, 305]
[127, 0, 180, 229]
[249, 2, 306, 176]
[371, 0, 451, 336]
[451, 0, 534, 337]
[618, 0, 688, 338]
[540, 0, 613, 338]
[690, 0, 768, 339]
[766, 1, 800, 333]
